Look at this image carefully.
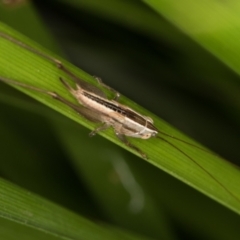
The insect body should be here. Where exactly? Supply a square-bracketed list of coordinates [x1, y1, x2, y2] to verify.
[61, 75, 158, 140]
[57, 73, 158, 158]
[0, 31, 239, 205]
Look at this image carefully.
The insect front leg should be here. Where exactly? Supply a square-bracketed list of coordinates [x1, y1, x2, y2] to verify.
[93, 76, 120, 101]
[115, 132, 147, 159]
[89, 123, 111, 137]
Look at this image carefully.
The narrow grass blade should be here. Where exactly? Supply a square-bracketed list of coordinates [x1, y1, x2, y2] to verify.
[1, 22, 240, 215]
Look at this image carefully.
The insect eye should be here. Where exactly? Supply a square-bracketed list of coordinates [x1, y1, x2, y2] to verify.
[142, 133, 151, 139]
[152, 132, 157, 137]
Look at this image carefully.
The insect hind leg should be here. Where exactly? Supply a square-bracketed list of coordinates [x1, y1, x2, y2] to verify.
[0, 76, 84, 115]
[89, 123, 111, 137]
[0, 31, 90, 89]
[59, 77, 76, 92]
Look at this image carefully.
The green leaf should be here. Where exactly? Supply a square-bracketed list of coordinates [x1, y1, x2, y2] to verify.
[0, 20, 240, 219]
[0, 177, 152, 240]
[143, 0, 240, 75]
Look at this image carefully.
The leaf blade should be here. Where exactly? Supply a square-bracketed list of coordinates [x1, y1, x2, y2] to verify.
[1, 22, 240, 215]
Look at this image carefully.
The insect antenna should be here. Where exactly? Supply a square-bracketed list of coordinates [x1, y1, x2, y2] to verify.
[0, 32, 57, 64]
[156, 135, 240, 203]
[157, 130, 216, 155]
[0, 77, 52, 95]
